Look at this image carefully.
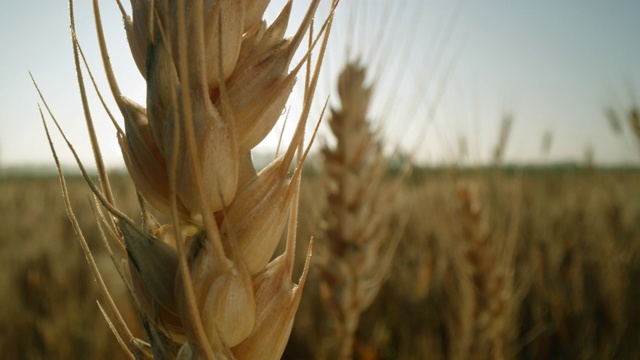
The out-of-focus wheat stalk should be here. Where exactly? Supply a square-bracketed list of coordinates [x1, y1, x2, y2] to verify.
[540, 131, 552, 159]
[458, 134, 469, 162]
[583, 144, 594, 169]
[628, 107, 640, 155]
[315, 62, 404, 359]
[605, 107, 623, 136]
[455, 182, 513, 360]
[603, 104, 640, 158]
[492, 113, 513, 165]
[35, 0, 338, 358]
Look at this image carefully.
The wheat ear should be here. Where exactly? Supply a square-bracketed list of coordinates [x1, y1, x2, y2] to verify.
[38, 0, 339, 358]
[316, 62, 403, 359]
[456, 183, 512, 360]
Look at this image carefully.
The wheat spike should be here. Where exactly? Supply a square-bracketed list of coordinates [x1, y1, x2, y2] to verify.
[316, 62, 403, 359]
[455, 183, 513, 360]
[492, 113, 513, 165]
[38, 0, 339, 358]
[628, 107, 640, 155]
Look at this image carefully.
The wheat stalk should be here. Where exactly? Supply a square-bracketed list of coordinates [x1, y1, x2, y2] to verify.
[492, 113, 513, 165]
[628, 107, 640, 157]
[315, 62, 404, 359]
[540, 131, 553, 159]
[455, 182, 512, 360]
[36, 0, 338, 358]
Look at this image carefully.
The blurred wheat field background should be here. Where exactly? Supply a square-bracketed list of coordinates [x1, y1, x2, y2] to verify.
[2, 165, 640, 359]
[2, 0, 640, 359]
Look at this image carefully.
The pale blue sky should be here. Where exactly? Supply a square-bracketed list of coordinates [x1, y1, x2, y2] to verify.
[1, 1, 639, 169]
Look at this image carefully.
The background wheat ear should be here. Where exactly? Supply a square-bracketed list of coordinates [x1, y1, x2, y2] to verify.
[314, 61, 407, 359]
[628, 107, 640, 154]
[454, 181, 515, 360]
[492, 113, 514, 166]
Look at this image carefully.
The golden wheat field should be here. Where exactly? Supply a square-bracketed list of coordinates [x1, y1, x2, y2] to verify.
[1, 166, 639, 359]
[2, 0, 640, 358]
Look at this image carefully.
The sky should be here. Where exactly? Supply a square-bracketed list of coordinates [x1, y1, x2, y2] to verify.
[1, 0, 639, 170]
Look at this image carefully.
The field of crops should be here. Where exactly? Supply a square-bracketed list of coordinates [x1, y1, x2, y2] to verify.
[1, 166, 639, 359]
